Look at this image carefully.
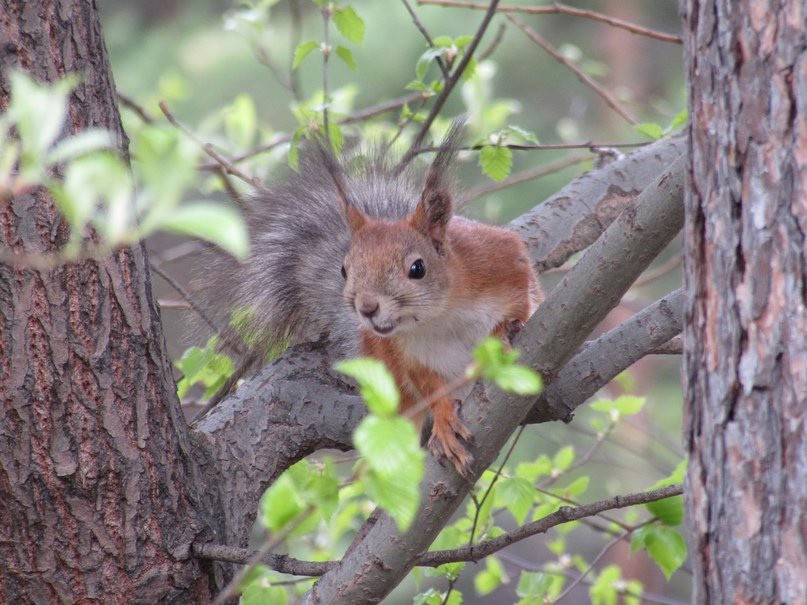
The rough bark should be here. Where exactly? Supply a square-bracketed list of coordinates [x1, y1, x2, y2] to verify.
[0, 1, 216, 602]
[681, 1, 807, 602]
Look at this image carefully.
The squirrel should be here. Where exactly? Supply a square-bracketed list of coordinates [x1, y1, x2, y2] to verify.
[204, 122, 542, 476]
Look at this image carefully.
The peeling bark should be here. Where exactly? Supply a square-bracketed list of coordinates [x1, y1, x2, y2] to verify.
[681, 0, 807, 602]
[0, 1, 216, 602]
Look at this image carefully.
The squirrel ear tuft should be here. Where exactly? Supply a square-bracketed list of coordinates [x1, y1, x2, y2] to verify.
[411, 118, 465, 252]
[312, 139, 368, 233]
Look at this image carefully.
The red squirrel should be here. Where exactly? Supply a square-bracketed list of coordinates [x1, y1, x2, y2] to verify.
[205, 123, 541, 476]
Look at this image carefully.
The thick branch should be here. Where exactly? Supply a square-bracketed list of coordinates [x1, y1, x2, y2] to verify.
[302, 155, 685, 603]
[525, 288, 684, 423]
[511, 135, 685, 272]
[190, 343, 362, 546]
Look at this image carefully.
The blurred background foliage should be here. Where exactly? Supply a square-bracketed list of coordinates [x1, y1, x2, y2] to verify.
[96, 1, 688, 603]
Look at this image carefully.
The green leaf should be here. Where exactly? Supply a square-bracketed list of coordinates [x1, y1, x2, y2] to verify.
[646, 493, 684, 526]
[288, 127, 304, 168]
[670, 108, 688, 130]
[646, 459, 686, 525]
[563, 475, 589, 498]
[335, 45, 358, 70]
[293, 40, 319, 69]
[516, 456, 552, 482]
[635, 122, 664, 140]
[474, 556, 506, 596]
[492, 365, 543, 395]
[497, 477, 534, 524]
[223, 94, 257, 148]
[516, 571, 553, 603]
[590, 565, 621, 605]
[287, 459, 340, 519]
[335, 357, 400, 416]
[414, 588, 462, 605]
[553, 446, 575, 472]
[46, 129, 114, 164]
[10, 71, 75, 158]
[333, 6, 365, 45]
[158, 202, 249, 260]
[638, 525, 687, 579]
[241, 583, 288, 605]
[174, 338, 234, 400]
[54, 152, 133, 242]
[259, 474, 305, 531]
[613, 395, 645, 416]
[354, 415, 425, 530]
[478, 145, 512, 182]
[131, 125, 198, 206]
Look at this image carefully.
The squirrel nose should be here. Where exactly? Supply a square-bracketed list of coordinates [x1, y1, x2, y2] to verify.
[358, 300, 379, 318]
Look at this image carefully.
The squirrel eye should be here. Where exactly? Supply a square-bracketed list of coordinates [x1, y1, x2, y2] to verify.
[408, 259, 426, 279]
[341, 265, 347, 279]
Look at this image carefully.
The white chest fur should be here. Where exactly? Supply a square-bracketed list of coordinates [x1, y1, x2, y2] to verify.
[398, 297, 503, 380]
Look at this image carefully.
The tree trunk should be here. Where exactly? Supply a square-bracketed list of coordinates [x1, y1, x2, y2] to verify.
[0, 1, 216, 602]
[681, 1, 807, 602]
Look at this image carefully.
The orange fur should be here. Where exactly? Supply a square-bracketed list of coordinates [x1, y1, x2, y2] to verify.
[348, 212, 541, 477]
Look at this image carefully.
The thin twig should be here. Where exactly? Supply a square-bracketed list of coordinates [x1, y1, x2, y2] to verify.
[402, 0, 450, 78]
[211, 505, 316, 605]
[159, 101, 264, 189]
[506, 15, 639, 125]
[288, 0, 304, 100]
[148, 259, 223, 340]
[497, 551, 687, 605]
[192, 485, 683, 574]
[478, 22, 507, 61]
[418, 0, 682, 44]
[468, 425, 525, 548]
[117, 92, 155, 124]
[199, 92, 423, 169]
[418, 140, 649, 153]
[396, 0, 502, 171]
[460, 152, 589, 205]
[554, 518, 653, 603]
[632, 252, 682, 288]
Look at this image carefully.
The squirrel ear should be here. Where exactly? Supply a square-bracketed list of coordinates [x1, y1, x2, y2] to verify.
[344, 202, 367, 233]
[411, 188, 452, 252]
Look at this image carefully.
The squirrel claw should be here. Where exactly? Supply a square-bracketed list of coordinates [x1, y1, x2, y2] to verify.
[428, 408, 474, 477]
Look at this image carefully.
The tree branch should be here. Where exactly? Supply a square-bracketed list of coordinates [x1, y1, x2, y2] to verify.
[525, 288, 684, 424]
[418, 484, 682, 566]
[193, 484, 682, 574]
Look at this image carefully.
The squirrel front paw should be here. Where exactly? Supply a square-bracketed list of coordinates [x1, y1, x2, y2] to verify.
[428, 399, 473, 477]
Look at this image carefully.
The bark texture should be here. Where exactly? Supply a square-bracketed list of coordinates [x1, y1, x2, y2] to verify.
[0, 1, 216, 602]
[681, 1, 807, 602]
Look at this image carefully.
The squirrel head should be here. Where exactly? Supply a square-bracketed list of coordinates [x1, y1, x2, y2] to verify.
[341, 141, 459, 337]
[318, 120, 464, 337]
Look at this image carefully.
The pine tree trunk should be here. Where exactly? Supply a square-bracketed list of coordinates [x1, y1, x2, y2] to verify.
[0, 1, 215, 601]
[681, 1, 807, 602]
